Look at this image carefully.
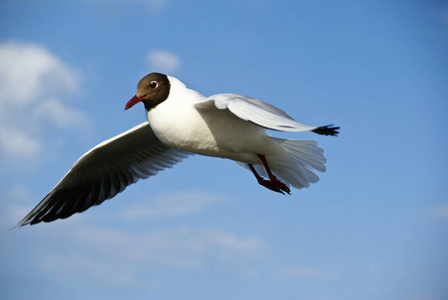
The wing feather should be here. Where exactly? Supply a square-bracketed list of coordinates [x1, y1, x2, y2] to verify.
[15, 122, 190, 227]
[196, 93, 318, 132]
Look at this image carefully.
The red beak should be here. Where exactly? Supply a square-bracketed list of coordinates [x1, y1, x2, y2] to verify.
[124, 95, 142, 111]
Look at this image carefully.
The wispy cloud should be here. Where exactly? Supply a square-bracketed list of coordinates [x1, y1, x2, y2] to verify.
[3, 183, 266, 288]
[121, 191, 221, 219]
[278, 265, 340, 280]
[146, 49, 181, 74]
[202, 228, 266, 260]
[0, 127, 41, 161]
[33, 98, 92, 131]
[32, 224, 266, 288]
[0, 41, 79, 106]
[0, 41, 91, 166]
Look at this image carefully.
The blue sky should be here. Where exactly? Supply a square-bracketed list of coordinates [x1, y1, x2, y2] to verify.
[1, 0, 447, 299]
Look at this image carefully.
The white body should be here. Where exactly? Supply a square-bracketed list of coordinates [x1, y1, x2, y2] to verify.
[147, 77, 283, 164]
[147, 76, 326, 190]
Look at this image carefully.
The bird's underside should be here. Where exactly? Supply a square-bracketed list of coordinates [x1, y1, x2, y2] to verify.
[15, 123, 339, 227]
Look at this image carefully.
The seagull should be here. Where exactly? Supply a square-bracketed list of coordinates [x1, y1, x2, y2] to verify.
[16, 72, 339, 227]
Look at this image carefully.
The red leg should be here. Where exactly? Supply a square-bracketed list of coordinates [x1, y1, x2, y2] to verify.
[248, 155, 291, 195]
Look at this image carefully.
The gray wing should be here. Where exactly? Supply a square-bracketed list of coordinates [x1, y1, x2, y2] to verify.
[196, 94, 339, 135]
[195, 93, 317, 132]
[15, 122, 190, 227]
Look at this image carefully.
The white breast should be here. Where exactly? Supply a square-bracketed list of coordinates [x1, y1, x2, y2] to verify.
[146, 77, 281, 163]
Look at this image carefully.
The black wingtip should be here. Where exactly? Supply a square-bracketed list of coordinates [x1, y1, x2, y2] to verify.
[312, 124, 340, 136]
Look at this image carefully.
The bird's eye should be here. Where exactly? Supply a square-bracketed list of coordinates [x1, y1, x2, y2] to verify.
[149, 81, 158, 89]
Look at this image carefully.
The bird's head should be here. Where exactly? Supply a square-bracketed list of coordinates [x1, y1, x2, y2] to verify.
[125, 72, 170, 111]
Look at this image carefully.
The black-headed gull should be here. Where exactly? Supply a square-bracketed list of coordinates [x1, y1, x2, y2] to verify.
[16, 73, 339, 227]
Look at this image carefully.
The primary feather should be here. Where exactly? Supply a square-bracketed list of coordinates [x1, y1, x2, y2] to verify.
[15, 122, 189, 227]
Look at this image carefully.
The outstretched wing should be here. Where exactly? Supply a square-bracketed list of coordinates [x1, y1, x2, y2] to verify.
[15, 122, 190, 227]
[195, 93, 339, 135]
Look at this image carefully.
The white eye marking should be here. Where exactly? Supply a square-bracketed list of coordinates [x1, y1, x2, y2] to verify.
[149, 81, 158, 89]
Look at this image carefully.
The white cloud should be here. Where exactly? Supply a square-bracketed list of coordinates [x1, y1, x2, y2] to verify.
[121, 191, 221, 219]
[33, 224, 266, 288]
[202, 228, 266, 260]
[0, 41, 79, 106]
[278, 266, 340, 280]
[0, 41, 91, 166]
[4, 187, 266, 288]
[146, 49, 181, 74]
[33, 98, 92, 130]
[0, 127, 41, 160]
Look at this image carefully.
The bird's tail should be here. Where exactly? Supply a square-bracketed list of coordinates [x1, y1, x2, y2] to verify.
[237, 138, 327, 189]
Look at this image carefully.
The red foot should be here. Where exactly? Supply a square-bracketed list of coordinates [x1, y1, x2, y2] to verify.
[248, 157, 291, 195]
[257, 177, 291, 195]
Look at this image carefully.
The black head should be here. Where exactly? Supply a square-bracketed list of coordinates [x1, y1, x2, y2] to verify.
[125, 72, 170, 111]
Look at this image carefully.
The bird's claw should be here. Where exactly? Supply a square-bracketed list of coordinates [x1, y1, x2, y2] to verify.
[258, 178, 291, 195]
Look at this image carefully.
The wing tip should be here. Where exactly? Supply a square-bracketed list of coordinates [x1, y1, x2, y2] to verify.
[10, 218, 31, 230]
[312, 124, 340, 136]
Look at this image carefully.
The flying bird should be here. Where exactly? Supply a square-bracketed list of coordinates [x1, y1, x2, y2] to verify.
[16, 73, 339, 227]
